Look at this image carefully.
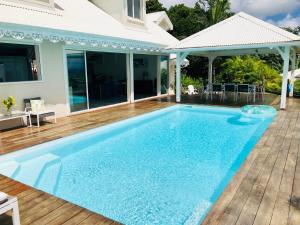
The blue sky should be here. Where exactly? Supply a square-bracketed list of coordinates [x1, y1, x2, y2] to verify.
[159, 0, 300, 28]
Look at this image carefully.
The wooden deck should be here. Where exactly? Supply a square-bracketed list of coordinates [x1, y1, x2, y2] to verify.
[1, 96, 300, 225]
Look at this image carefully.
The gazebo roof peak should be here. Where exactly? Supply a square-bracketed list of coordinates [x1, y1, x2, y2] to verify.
[168, 11, 300, 52]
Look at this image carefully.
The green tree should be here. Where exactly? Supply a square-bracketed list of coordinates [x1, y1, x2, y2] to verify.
[168, 4, 205, 40]
[259, 54, 283, 74]
[196, 0, 232, 26]
[146, 0, 166, 13]
[284, 27, 300, 35]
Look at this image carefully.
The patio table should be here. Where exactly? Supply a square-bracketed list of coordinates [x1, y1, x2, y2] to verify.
[0, 112, 31, 127]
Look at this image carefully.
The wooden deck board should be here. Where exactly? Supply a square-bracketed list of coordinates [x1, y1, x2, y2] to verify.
[1, 97, 300, 225]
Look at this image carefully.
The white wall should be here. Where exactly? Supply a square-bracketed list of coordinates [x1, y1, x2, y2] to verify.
[89, 0, 125, 23]
[89, 0, 147, 29]
[0, 39, 173, 130]
[0, 40, 68, 129]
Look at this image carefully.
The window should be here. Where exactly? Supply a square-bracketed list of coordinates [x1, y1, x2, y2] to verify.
[127, 0, 141, 19]
[0, 43, 41, 83]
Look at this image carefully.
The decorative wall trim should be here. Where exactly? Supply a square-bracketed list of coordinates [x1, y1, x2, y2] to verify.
[0, 26, 166, 53]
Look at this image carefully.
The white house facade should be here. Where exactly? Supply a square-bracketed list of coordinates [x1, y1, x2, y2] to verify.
[0, 0, 178, 122]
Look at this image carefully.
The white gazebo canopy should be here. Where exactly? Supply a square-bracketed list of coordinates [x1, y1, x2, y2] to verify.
[168, 12, 300, 109]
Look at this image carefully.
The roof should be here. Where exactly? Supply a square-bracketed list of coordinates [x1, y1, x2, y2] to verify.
[281, 68, 300, 79]
[0, 0, 178, 50]
[169, 12, 300, 52]
[146, 11, 173, 31]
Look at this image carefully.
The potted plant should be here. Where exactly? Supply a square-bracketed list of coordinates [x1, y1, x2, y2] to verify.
[2, 96, 16, 116]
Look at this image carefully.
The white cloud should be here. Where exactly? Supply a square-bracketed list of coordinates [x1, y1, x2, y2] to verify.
[230, 0, 300, 18]
[160, 0, 197, 8]
[268, 14, 300, 28]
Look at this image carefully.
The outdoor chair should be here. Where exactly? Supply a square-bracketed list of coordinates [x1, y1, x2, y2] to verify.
[197, 86, 205, 99]
[209, 84, 224, 101]
[249, 85, 257, 103]
[237, 84, 251, 102]
[24, 97, 56, 127]
[223, 83, 237, 102]
[256, 85, 265, 102]
[187, 85, 198, 95]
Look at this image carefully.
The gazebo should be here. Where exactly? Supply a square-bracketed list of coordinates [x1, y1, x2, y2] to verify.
[168, 12, 300, 109]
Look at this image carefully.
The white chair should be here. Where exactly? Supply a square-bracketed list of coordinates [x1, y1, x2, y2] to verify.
[187, 85, 198, 95]
[0, 192, 20, 225]
[24, 98, 56, 127]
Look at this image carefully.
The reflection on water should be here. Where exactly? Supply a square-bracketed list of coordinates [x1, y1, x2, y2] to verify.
[227, 115, 261, 126]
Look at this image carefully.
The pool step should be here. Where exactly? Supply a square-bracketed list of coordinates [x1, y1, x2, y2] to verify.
[13, 154, 60, 186]
[0, 161, 20, 177]
[35, 159, 62, 194]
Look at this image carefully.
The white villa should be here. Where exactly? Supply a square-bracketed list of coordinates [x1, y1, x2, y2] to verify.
[0, 0, 178, 126]
[0, 0, 300, 129]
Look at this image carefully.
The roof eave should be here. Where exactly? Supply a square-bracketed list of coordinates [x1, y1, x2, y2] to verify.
[166, 41, 300, 54]
[0, 22, 169, 52]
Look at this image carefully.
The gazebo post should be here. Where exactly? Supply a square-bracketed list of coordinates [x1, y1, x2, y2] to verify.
[208, 56, 216, 85]
[176, 53, 182, 102]
[290, 49, 297, 97]
[277, 46, 291, 109]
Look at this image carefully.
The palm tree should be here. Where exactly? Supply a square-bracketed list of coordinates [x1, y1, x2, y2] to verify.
[196, 0, 232, 26]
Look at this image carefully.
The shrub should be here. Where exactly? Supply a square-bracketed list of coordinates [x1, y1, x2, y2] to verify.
[181, 74, 203, 92]
[265, 82, 282, 95]
[217, 56, 282, 94]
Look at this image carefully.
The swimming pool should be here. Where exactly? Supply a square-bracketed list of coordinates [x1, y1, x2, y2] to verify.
[0, 105, 275, 225]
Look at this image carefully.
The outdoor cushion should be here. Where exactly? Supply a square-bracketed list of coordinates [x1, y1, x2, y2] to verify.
[30, 100, 46, 112]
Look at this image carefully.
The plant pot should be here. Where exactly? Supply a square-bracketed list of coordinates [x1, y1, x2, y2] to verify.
[4, 108, 12, 116]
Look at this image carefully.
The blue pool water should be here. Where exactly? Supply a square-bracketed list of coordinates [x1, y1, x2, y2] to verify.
[0, 105, 275, 225]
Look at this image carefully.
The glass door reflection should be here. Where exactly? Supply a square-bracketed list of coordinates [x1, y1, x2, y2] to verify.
[160, 56, 169, 95]
[66, 51, 88, 112]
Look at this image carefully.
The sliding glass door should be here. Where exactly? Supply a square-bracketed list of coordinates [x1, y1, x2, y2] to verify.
[133, 54, 158, 100]
[66, 51, 88, 112]
[86, 52, 127, 108]
[66, 50, 170, 113]
[66, 50, 127, 113]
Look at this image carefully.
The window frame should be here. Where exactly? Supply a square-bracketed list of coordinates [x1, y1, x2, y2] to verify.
[0, 41, 43, 85]
[127, 0, 143, 21]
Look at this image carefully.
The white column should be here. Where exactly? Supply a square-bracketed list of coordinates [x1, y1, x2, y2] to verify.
[208, 56, 216, 85]
[280, 46, 291, 110]
[157, 56, 161, 96]
[127, 52, 134, 103]
[290, 50, 297, 97]
[176, 53, 182, 102]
